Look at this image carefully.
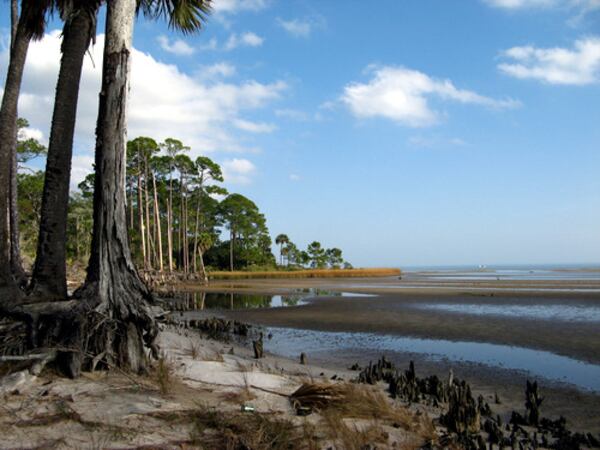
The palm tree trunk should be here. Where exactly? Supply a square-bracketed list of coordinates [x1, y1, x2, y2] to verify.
[10, 0, 18, 46]
[151, 171, 163, 271]
[77, 0, 157, 376]
[0, 15, 30, 295]
[30, 10, 97, 299]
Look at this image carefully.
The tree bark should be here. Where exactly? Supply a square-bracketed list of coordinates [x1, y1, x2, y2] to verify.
[0, 15, 30, 296]
[10, 0, 18, 47]
[76, 0, 158, 375]
[30, 10, 97, 300]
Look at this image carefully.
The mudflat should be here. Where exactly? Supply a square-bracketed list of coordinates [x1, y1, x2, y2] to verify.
[172, 273, 600, 432]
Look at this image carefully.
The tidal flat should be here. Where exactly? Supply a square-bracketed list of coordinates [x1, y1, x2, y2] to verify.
[170, 269, 600, 432]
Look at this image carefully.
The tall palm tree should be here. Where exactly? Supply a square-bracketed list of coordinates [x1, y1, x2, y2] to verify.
[31, 0, 211, 299]
[0, 1, 53, 295]
[275, 234, 289, 266]
[30, 0, 102, 300]
[72, 0, 212, 374]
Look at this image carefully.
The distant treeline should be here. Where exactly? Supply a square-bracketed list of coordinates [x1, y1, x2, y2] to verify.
[16, 123, 351, 276]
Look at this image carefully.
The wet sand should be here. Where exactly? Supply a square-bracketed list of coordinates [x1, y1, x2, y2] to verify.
[176, 274, 600, 432]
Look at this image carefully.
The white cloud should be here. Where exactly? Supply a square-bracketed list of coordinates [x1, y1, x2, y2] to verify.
[212, 0, 268, 14]
[483, 0, 600, 18]
[277, 18, 312, 38]
[498, 37, 600, 84]
[289, 173, 301, 181]
[233, 119, 276, 133]
[224, 32, 264, 50]
[408, 136, 467, 148]
[18, 125, 44, 142]
[156, 35, 195, 56]
[484, 0, 556, 9]
[221, 158, 256, 184]
[196, 62, 236, 80]
[342, 66, 519, 127]
[1, 31, 286, 188]
[71, 154, 95, 190]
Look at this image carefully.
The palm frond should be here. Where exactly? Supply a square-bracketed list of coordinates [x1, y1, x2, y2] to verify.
[20, 0, 55, 40]
[138, 0, 212, 35]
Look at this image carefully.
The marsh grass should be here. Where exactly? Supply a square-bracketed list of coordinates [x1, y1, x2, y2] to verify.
[209, 268, 401, 280]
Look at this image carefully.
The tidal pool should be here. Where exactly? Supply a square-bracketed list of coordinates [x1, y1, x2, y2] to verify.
[264, 327, 600, 392]
[412, 303, 600, 322]
[167, 289, 372, 311]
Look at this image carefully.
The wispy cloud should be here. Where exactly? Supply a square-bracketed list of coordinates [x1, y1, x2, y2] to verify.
[342, 66, 519, 127]
[483, 0, 600, 21]
[157, 35, 195, 56]
[276, 16, 325, 38]
[196, 62, 236, 80]
[277, 18, 312, 37]
[498, 37, 600, 84]
[224, 32, 264, 50]
[212, 0, 269, 14]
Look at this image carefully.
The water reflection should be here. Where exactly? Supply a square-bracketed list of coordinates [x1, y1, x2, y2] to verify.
[413, 303, 600, 322]
[165, 289, 373, 311]
[265, 327, 600, 392]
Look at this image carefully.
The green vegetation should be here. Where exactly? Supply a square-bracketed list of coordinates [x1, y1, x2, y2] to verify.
[16, 128, 356, 277]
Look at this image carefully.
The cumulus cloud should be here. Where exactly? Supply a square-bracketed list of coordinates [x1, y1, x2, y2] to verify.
[224, 32, 264, 50]
[1, 30, 285, 188]
[498, 37, 600, 84]
[342, 66, 519, 127]
[18, 125, 44, 142]
[221, 158, 256, 184]
[289, 173, 301, 181]
[156, 35, 195, 56]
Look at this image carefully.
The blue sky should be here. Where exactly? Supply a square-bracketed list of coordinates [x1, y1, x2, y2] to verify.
[1, 0, 600, 267]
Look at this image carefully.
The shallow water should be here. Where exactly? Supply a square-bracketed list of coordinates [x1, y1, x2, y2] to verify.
[264, 327, 600, 392]
[169, 289, 373, 311]
[412, 303, 600, 322]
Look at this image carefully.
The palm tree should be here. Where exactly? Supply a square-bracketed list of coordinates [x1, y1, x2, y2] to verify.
[71, 0, 212, 375]
[0, 1, 53, 295]
[30, 0, 102, 300]
[275, 234, 289, 266]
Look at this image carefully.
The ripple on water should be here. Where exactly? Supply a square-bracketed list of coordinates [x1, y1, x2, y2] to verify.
[264, 327, 600, 392]
[412, 303, 600, 322]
